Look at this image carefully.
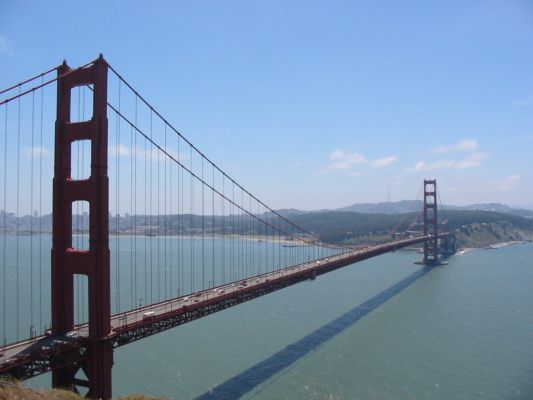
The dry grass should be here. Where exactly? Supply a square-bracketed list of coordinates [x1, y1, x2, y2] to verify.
[117, 397, 165, 400]
[0, 379, 165, 400]
[0, 381, 79, 400]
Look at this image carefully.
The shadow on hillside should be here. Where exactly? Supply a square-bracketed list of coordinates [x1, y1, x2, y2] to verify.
[195, 264, 436, 400]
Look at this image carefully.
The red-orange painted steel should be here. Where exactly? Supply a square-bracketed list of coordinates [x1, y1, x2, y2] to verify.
[423, 179, 439, 264]
[1, 234, 450, 384]
[51, 55, 112, 399]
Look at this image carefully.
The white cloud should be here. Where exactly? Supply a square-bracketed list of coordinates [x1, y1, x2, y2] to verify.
[109, 144, 188, 162]
[0, 34, 14, 57]
[328, 149, 367, 170]
[110, 144, 131, 157]
[433, 139, 478, 154]
[371, 156, 398, 167]
[415, 159, 459, 171]
[24, 146, 49, 158]
[488, 174, 521, 191]
[455, 152, 487, 169]
[413, 152, 488, 172]
[323, 149, 400, 176]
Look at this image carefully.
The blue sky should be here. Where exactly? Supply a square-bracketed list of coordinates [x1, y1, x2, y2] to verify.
[1, 1, 533, 210]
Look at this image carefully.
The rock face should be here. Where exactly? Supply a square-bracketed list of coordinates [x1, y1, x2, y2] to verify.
[454, 221, 533, 248]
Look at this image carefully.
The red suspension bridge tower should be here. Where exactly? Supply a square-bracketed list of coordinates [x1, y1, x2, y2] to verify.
[51, 55, 112, 399]
[0, 55, 451, 400]
[423, 179, 440, 265]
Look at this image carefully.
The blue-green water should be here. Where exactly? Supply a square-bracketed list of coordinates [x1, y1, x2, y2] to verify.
[21, 242, 533, 399]
[0, 234, 336, 342]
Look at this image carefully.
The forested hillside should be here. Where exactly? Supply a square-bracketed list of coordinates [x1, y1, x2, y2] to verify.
[285, 210, 533, 247]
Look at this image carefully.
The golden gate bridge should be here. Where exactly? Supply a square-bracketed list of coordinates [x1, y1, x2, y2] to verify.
[0, 55, 452, 399]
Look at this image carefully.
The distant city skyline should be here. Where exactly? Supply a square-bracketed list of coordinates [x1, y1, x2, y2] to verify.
[1, 1, 532, 211]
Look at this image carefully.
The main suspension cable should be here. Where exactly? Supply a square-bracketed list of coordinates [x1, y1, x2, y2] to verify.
[104, 61, 347, 250]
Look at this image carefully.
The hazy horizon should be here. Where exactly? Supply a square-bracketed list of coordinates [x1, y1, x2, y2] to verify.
[1, 1, 532, 212]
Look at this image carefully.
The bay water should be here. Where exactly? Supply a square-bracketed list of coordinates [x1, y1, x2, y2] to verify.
[17, 240, 533, 399]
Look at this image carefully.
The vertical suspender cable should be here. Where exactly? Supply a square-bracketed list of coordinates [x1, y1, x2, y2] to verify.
[283, 220, 287, 268]
[190, 146, 194, 293]
[2, 103, 7, 346]
[115, 79, 121, 313]
[156, 121, 161, 302]
[202, 158, 205, 289]
[250, 198, 254, 274]
[30, 90, 35, 335]
[276, 217, 282, 269]
[165, 123, 169, 301]
[149, 110, 153, 305]
[265, 204, 268, 273]
[248, 194, 251, 276]
[76, 88, 81, 250]
[118, 81, 121, 312]
[134, 96, 138, 309]
[315, 223, 318, 262]
[240, 191, 244, 278]
[243, 193, 246, 277]
[267, 215, 270, 273]
[143, 108, 147, 307]
[291, 224, 294, 267]
[212, 164, 215, 288]
[221, 175, 225, 284]
[177, 135, 182, 297]
[39, 79, 44, 334]
[271, 217, 274, 272]
[16, 88, 21, 340]
[75, 89, 81, 322]
[257, 202, 260, 275]
[81, 87, 86, 321]
[231, 182, 235, 281]
[299, 227, 302, 265]
[274, 217, 277, 271]
[251, 197, 254, 275]
[180, 149, 184, 296]
[130, 121, 134, 310]
[176, 149, 179, 295]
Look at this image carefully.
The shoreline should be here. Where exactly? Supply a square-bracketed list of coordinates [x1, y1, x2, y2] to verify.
[1, 234, 531, 251]
[456, 240, 532, 255]
[396, 240, 532, 255]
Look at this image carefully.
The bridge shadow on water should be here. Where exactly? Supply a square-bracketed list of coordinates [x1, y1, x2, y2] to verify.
[195, 265, 436, 400]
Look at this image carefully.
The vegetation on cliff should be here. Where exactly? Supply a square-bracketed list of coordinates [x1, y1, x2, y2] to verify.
[0, 379, 164, 400]
[284, 209, 533, 248]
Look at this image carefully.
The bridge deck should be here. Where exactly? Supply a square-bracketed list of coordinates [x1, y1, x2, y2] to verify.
[0, 234, 443, 380]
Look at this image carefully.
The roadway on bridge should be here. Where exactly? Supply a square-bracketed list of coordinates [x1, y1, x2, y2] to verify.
[0, 235, 436, 378]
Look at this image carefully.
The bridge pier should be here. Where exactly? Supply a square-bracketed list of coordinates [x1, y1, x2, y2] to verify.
[439, 233, 458, 258]
[52, 358, 78, 393]
[50, 341, 113, 399]
[84, 341, 113, 399]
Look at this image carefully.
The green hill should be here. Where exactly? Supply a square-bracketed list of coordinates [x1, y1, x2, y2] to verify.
[284, 209, 533, 248]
